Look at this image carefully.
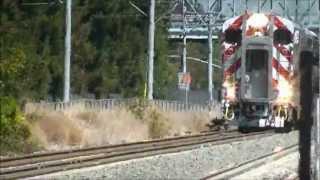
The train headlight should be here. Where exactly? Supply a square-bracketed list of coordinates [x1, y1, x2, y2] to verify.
[276, 79, 294, 104]
[247, 13, 269, 28]
[223, 81, 236, 101]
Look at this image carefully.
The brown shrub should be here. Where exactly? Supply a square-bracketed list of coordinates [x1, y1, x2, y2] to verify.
[147, 108, 170, 139]
[24, 102, 217, 151]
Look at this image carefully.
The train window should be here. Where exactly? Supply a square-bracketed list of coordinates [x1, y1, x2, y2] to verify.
[245, 50, 268, 73]
[244, 49, 269, 99]
[274, 29, 292, 44]
[224, 29, 242, 44]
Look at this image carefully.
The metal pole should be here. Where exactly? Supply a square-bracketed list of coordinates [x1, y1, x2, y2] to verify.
[258, 0, 261, 13]
[316, 97, 320, 179]
[183, 36, 187, 73]
[315, 9, 320, 180]
[295, 0, 298, 21]
[283, 0, 286, 17]
[185, 89, 188, 104]
[246, 0, 248, 10]
[208, 19, 213, 102]
[308, 0, 311, 25]
[233, 0, 235, 16]
[182, 0, 187, 73]
[147, 0, 155, 100]
[63, 0, 71, 102]
[182, 0, 188, 104]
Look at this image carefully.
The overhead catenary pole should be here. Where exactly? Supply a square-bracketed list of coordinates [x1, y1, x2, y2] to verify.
[315, 7, 320, 180]
[182, 0, 187, 73]
[207, 0, 221, 103]
[233, 0, 235, 16]
[147, 0, 155, 100]
[295, 0, 298, 21]
[316, 98, 320, 180]
[182, 0, 188, 104]
[246, 0, 248, 10]
[208, 17, 213, 102]
[63, 0, 72, 102]
[308, 0, 311, 25]
[283, 0, 286, 17]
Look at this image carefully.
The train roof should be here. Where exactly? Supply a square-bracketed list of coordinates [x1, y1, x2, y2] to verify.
[222, 12, 318, 39]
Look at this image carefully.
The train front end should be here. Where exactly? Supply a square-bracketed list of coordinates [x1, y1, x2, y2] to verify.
[221, 12, 297, 129]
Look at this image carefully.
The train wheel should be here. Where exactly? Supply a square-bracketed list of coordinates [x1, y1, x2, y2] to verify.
[238, 127, 249, 133]
[223, 123, 229, 131]
[284, 121, 293, 132]
[275, 121, 293, 133]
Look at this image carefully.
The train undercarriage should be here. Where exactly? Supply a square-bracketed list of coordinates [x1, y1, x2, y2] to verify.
[222, 101, 298, 132]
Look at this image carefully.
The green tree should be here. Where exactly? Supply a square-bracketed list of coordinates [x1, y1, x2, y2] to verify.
[1, 0, 176, 100]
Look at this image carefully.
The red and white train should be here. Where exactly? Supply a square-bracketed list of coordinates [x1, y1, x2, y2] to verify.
[220, 11, 319, 130]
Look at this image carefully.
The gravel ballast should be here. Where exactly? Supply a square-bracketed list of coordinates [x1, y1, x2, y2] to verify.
[231, 152, 299, 180]
[27, 131, 299, 180]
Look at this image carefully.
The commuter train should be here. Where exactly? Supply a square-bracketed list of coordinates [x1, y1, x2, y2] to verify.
[220, 11, 319, 131]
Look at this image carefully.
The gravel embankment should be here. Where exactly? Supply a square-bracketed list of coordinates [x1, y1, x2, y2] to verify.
[27, 131, 299, 180]
[232, 143, 316, 179]
[231, 152, 299, 180]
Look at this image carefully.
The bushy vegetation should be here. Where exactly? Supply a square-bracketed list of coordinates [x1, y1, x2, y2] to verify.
[0, 0, 176, 101]
[147, 108, 170, 139]
[127, 99, 171, 138]
[0, 97, 40, 155]
[127, 98, 150, 120]
[0, 1, 219, 153]
[23, 102, 211, 149]
[0, 0, 176, 154]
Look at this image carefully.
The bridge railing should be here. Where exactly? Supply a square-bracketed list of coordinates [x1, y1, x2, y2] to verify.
[25, 98, 219, 112]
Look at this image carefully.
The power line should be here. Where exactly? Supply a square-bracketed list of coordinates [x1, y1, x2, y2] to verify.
[129, 1, 148, 16]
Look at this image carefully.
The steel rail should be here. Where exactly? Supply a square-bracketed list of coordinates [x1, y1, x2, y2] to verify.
[0, 130, 274, 179]
[201, 143, 299, 180]
[0, 131, 227, 170]
[0, 130, 231, 168]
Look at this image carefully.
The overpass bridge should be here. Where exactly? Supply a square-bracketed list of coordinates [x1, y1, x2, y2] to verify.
[167, 0, 320, 40]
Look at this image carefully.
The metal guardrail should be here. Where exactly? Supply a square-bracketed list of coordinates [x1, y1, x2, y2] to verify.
[25, 99, 217, 112]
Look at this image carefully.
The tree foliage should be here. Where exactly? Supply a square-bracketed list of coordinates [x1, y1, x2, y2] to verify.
[0, 96, 32, 154]
[0, 0, 175, 101]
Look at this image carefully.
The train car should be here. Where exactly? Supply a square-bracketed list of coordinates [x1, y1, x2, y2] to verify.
[220, 11, 319, 130]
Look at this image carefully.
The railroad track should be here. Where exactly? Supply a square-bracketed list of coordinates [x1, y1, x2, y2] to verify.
[0, 130, 274, 179]
[201, 143, 299, 180]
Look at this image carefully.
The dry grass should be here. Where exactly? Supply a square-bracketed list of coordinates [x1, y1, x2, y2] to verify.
[24, 102, 218, 151]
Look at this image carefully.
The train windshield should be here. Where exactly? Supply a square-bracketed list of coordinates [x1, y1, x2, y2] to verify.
[244, 49, 269, 99]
